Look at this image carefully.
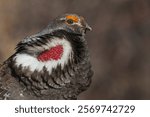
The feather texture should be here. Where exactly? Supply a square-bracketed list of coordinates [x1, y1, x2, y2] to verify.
[0, 14, 93, 99]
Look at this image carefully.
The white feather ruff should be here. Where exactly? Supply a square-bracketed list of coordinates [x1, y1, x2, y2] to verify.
[14, 38, 72, 74]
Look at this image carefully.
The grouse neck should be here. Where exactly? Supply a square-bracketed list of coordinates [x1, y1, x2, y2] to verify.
[67, 34, 89, 63]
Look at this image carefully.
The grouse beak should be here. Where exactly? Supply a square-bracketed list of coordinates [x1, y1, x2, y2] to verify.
[83, 23, 92, 34]
[85, 23, 92, 31]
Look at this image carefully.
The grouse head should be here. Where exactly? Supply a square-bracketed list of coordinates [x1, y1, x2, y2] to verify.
[48, 14, 92, 36]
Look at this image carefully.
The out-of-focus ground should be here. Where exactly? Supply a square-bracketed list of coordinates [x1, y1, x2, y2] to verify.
[0, 0, 150, 99]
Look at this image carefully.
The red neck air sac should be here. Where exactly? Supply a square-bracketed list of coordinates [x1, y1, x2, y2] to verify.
[37, 45, 63, 62]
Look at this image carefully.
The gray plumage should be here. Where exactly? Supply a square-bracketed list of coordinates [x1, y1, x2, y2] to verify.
[0, 14, 93, 99]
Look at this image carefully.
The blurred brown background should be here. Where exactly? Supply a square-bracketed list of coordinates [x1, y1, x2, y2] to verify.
[0, 0, 150, 99]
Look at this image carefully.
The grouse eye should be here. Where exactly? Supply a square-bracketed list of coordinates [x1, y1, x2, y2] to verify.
[67, 19, 74, 24]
